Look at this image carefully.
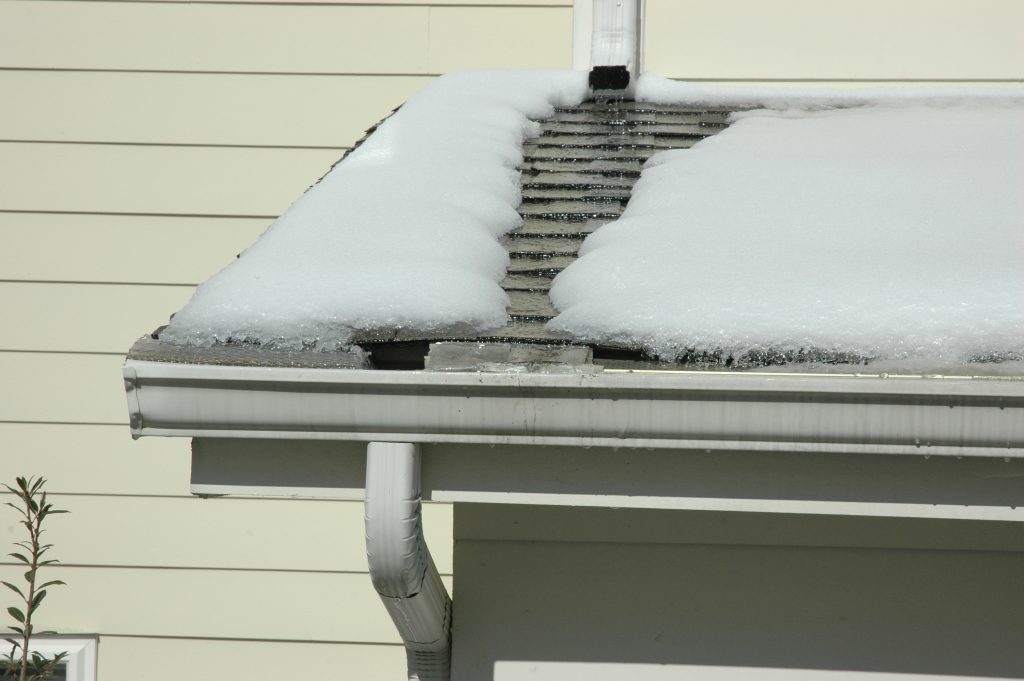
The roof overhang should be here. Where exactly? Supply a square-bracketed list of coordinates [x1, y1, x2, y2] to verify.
[124, 359, 1024, 458]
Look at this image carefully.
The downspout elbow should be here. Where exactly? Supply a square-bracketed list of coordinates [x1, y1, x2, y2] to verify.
[365, 442, 452, 681]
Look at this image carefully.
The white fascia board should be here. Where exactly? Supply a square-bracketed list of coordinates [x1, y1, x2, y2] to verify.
[123, 360, 1024, 458]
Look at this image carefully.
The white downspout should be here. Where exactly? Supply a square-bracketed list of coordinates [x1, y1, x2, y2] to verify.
[588, 0, 643, 95]
[365, 442, 452, 681]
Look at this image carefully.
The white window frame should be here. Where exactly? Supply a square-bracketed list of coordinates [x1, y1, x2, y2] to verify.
[2, 636, 97, 681]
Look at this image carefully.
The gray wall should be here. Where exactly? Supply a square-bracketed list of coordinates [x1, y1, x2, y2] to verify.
[453, 504, 1024, 680]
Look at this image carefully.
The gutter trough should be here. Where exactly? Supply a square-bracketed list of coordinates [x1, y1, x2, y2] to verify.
[123, 360, 1024, 459]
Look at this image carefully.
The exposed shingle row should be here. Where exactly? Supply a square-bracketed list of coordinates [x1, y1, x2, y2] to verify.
[498, 100, 730, 342]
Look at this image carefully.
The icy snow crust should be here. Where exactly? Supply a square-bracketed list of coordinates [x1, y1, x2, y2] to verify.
[161, 71, 588, 350]
[549, 97, 1024, 365]
[636, 74, 1024, 110]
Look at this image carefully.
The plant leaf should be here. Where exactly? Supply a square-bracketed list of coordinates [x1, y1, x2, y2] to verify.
[37, 580, 65, 589]
[29, 590, 46, 612]
[1, 581, 24, 598]
[7, 552, 29, 565]
[6, 607, 25, 623]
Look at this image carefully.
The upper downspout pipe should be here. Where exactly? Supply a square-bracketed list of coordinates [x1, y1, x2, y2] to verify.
[589, 0, 642, 96]
[365, 442, 452, 681]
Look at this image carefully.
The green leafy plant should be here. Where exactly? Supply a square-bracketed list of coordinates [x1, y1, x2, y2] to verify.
[2, 477, 67, 681]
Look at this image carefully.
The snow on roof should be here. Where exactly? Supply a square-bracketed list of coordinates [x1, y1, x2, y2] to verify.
[549, 90, 1024, 366]
[160, 70, 1023, 369]
[160, 71, 588, 350]
[636, 73, 1024, 111]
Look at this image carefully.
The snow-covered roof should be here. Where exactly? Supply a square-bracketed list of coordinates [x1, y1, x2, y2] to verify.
[160, 71, 590, 351]
[550, 103, 1024, 368]
[145, 71, 1024, 373]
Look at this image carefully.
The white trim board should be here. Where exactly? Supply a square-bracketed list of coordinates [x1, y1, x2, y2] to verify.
[189, 439, 1024, 522]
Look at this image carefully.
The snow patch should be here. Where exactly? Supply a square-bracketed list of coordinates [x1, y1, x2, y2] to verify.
[161, 70, 588, 350]
[636, 74, 1024, 110]
[548, 105, 1024, 364]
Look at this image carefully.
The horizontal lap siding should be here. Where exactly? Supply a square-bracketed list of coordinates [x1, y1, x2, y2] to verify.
[1, 353, 135, 424]
[1, 1, 570, 677]
[0, 494, 454, 573]
[0, 3, 434, 73]
[0, 423, 192, 494]
[0, 283, 195, 352]
[0, 143, 341, 216]
[98, 637, 406, 681]
[0, 2, 571, 73]
[0, 562, 451, 642]
[0, 213, 268, 285]
[124, 0, 570, 5]
[645, 0, 1024, 81]
[0, 71, 432, 147]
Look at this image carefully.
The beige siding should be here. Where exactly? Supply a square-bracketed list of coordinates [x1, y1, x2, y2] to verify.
[97, 637, 406, 681]
[0, 562, 451, 642]
[0, 2, 571, 74]
[0, 353, 129, 424]
[429, 6, 573, 72]
[0, 423, 191, 495]
[0, 71, 431, 147]
[0, 213, 268, 285]
[5, 494, 453, 574]
[0, 1, 569, 677]
[129, 0, 569, 4]
[645, 0, 1024, 81]
[0, 143, 338, 216]
[0, 283, 194, 353]
[0, 3, 433, 73]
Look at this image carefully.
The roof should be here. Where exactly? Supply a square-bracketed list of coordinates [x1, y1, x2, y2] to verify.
[127, 72, 1024, 374]
[121, 72, 1024, 491]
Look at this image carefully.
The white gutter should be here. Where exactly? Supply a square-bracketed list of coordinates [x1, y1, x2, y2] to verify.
[365, 442, 451, 681]
[123, 361, 1024, 458]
